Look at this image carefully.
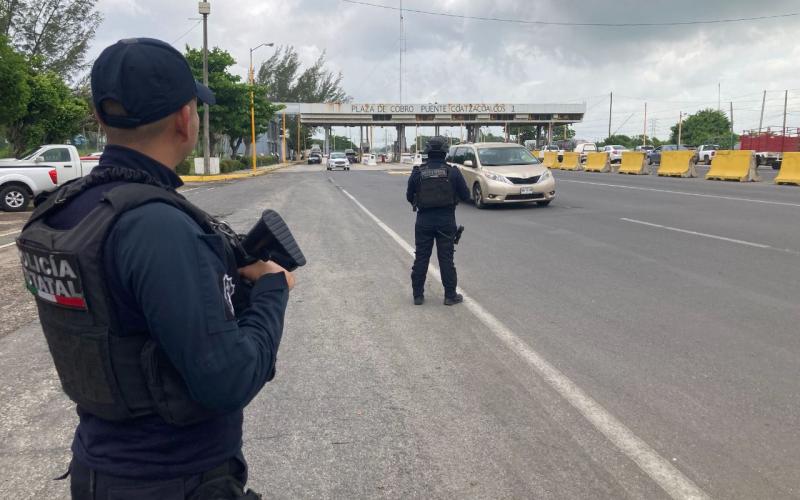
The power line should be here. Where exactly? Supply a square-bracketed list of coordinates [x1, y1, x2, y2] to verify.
[342, 0, 800, 27]
[172, 20, 202, 45]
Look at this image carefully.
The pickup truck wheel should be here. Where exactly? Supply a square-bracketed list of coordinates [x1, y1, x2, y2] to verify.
[1, 185, 30, 212]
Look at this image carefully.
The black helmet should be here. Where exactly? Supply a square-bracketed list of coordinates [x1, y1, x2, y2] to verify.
[424, 136, 448, 155]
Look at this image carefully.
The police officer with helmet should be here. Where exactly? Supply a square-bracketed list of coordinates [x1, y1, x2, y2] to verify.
[406, 136, 470, 305]
[16, 38, 294, 499]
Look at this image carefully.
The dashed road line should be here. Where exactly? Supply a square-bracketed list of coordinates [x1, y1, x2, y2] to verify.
[336, 181, 709, 500]
[621, 218, 799, 255]
[559, 178, 800, 208]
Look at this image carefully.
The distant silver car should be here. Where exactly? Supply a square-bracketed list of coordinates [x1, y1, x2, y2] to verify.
[326, 152, 350, 171]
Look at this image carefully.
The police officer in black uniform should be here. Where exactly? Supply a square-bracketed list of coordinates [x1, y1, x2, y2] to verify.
[406, 137, 470, 305]
[16, 38, 294, 499]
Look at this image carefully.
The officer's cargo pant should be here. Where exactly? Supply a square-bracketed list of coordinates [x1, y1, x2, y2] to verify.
[69, 451, 261, 499]
[411, 218, 458, 298]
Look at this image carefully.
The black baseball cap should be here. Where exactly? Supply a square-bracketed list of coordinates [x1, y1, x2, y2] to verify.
[91, 37, 216, 129]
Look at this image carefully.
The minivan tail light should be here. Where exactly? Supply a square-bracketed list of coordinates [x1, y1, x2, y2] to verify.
[48, 169, 58, 184]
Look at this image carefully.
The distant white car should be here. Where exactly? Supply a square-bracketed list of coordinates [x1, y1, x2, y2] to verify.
[602, 145, 628, 163]
[412, 153, 428, 166]
[326, 152, 350, 171]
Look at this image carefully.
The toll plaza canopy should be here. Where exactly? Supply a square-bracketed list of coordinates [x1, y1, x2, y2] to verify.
[277, 102, 586, 127]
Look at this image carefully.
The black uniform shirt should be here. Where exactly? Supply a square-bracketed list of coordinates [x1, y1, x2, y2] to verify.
[406, 158, 470, 221]
[47, 145, 290, 479]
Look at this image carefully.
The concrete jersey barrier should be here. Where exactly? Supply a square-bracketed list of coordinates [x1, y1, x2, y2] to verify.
[706, 150, 760, 182]
[542, 151, 558, 169]
[775, 152, 800, 185]
[657, 151, 697, 178]
[617, 152, 649, 175]
[584, 152, 610, 173]
[560, 152, 582, 171]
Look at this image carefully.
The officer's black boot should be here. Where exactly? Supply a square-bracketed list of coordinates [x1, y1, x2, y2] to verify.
[443, 294, 463, 306]
[414, 295, 424, 305]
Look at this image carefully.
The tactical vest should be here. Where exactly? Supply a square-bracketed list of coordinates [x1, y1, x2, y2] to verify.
[16, 167, 241, 426]
[415, 162, 456, 209]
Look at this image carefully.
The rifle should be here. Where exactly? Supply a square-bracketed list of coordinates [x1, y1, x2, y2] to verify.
[219, 210, 307, 272]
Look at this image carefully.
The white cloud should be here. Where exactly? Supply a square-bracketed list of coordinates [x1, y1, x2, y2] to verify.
[88, 0, 800, 141]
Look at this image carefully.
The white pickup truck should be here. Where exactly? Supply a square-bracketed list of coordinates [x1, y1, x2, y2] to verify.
[695, 144, 719, 164]
[0, 144, 99, 211]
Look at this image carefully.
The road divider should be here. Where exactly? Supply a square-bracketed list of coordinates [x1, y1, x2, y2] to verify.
[560, 152, 582, 171]
[657, 151, 697, 178]
[705, 150, 760, 182]
[543, 151, 558, 169]
[617, 152, 648, 175]
[584, 152, 611, 173]
[775, 152, 800, 185]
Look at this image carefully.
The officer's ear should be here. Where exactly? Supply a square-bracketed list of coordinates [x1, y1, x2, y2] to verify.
[174, 101, 194, 143]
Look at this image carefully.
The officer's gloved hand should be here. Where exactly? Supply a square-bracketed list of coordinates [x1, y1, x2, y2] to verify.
[239, 260, 295, 290]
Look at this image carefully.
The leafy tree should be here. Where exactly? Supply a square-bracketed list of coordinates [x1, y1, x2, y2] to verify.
[599, 134, 635, 148]
[185, 46, 278, 157]
[553, 124, 575, 141]
[670, 108, 735, 146]
[630, 134, 662, 148]
[311, 135, 357, 151]
[0, 35, 29, 128]
[257, 46, 349, 153]
[0, 0, 102, 79]
[5, 69, 87, 156]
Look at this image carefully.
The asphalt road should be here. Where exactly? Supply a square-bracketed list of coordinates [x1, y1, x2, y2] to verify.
[1, 163, 798, 499]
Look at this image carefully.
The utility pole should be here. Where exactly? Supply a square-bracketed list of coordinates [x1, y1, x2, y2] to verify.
[249, 42, 274, 172]
[199, 1, 211, 175]
[281, 111, 286, 163]
[758, 90, 766, 136]
[781, 90, 788, 154]
[677, 111, 683, 147]
[718, 82, 721, 112]
[608, 91, 613, 139]
[399, 0, 404, 104]
[729, 101, 734, 149]
[643, 102, 647, 146]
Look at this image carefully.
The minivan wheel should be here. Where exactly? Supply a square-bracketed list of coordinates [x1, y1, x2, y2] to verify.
[473, 183, 486, 209]
[0, 184, 30, 212]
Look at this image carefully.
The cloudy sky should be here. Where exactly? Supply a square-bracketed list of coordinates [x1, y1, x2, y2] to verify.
[90, 0, 800, 144]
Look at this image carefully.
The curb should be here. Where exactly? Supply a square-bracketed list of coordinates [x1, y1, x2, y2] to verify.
[180, 162, 293, 183]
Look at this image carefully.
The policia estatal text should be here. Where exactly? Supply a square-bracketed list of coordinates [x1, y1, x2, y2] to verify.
[406, 137, 470, 305]
[16, 38, 297, 499]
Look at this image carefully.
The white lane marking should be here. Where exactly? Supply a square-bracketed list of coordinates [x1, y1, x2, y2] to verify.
[620, 218, 774, 250]
[337, 184, 709, 500]
[0, 229, 21, 237]
[180, 187, 201, 194]
[0, 242, 16, 249]
[559, 178, 800, 208]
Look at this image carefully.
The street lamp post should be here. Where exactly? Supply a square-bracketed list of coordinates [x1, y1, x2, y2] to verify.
[249, 42, 274, 172]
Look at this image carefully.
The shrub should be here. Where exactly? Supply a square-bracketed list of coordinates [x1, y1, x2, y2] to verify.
[176, 158, 193, 175]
